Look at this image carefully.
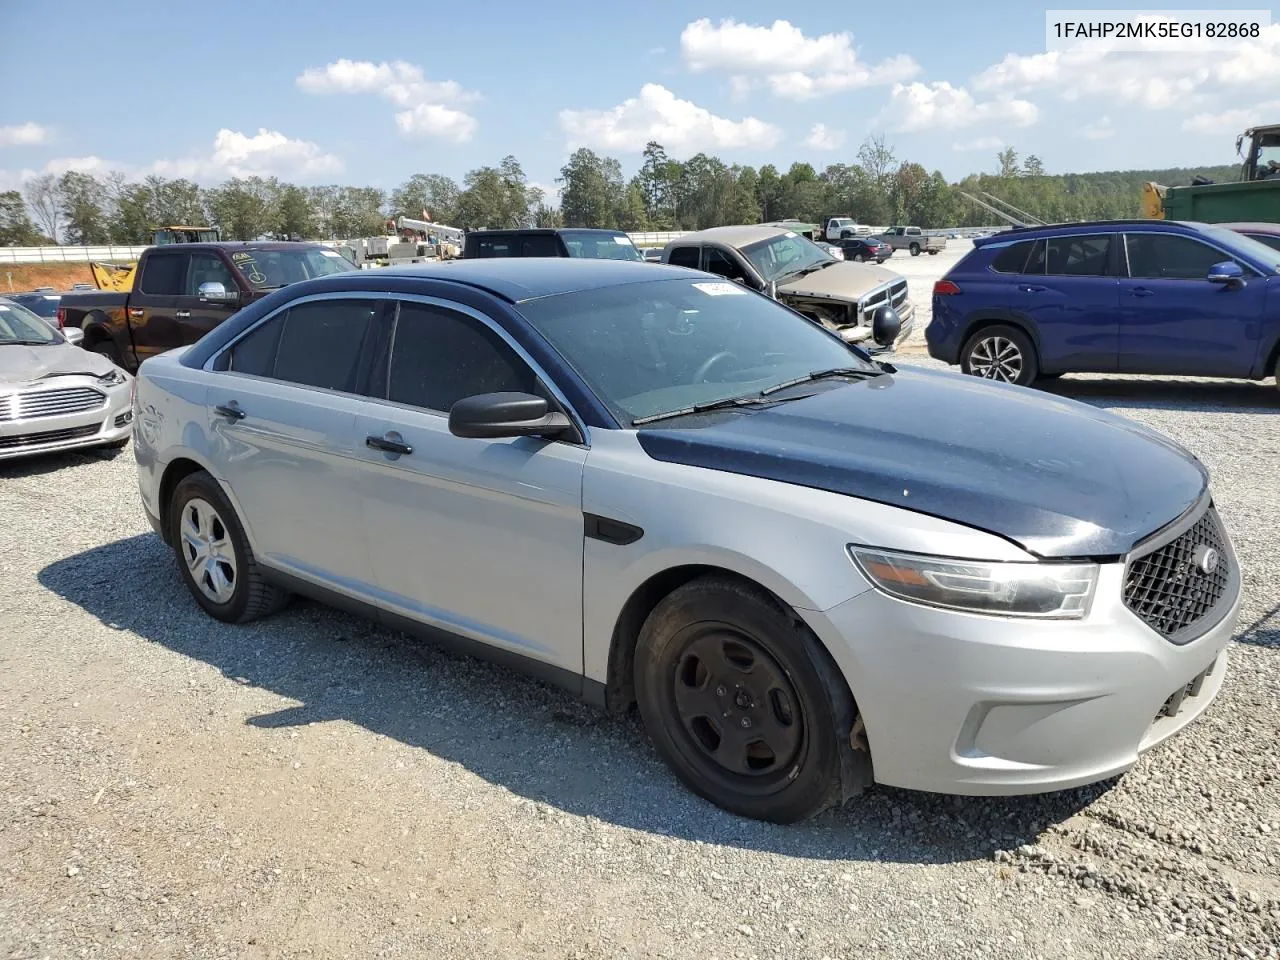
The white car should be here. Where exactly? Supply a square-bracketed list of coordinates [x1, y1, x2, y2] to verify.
[132, 259, 1240, 823]
[0, 297, 133, 460]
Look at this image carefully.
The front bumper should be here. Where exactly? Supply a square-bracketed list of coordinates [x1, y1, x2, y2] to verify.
[805, 561, 1240, 795]
[845, 301, 915, 354]
[0, 381, 133, 461]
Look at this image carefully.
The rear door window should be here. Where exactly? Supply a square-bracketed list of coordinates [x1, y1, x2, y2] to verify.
[519, 234, 561, 257]
[139, 254, 188, 295]
[474, 236, 514, 258]
[989, 240, 1036, 274]
[271, 299, 378, 391]
[1045, 234, 1112, 276]
[667, 246, 700, 269]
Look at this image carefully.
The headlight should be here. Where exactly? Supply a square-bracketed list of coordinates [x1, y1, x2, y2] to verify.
[97, 369, 126, 387]
[849, 546, 1098, 619]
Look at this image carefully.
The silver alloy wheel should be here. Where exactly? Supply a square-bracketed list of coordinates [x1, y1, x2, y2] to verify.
[180, 497, 237, 604]
[968, 335, 1024, 382]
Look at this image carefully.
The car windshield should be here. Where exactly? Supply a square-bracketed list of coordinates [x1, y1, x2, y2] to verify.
[0, 300, 60, 344]
[560, 230, 643, 262]
[516, 277, 877, 424]
[228, 247, 359, 289]
[1206, 227, 1280, 273]
[741, 233, 835, 283]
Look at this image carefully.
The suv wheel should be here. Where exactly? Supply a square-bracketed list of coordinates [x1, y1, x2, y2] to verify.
[168, 471, 290, 624]
[961, 325, 1039, 386]
[634, 576, 846, 823]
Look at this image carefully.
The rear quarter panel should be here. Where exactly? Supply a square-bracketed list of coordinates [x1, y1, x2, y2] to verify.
[133, 352, 215, 532]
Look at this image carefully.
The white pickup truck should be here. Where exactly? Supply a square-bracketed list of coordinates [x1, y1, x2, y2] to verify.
[822, 217, 872, 241]
[873, 226, 947, 257]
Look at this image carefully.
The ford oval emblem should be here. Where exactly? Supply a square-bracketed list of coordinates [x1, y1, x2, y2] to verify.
[1193, 545, 1220, 576]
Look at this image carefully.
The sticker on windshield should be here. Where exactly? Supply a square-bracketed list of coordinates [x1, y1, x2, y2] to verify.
[231, 252, 254, 263]
[319, 249, 344, 258]
[784, 230, 797, 238]
[613, 236, 634, 245]
[691, 281, 747, 296]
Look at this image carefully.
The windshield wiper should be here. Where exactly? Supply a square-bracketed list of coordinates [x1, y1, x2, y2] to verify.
[760, 366, 881, 396]
[0, 339, 55, 346]
[632, 392, 784, 426]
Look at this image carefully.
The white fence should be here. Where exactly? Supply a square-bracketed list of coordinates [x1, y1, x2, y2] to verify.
[0, 245, 150, 264]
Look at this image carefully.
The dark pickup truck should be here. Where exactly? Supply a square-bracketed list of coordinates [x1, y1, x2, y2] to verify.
[58, 242, 357, 372]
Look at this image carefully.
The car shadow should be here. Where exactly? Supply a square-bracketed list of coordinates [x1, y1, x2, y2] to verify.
[0, 442, 129, 479]
[40, 533, 1110, 865]
[1039, 375, 1276, 412]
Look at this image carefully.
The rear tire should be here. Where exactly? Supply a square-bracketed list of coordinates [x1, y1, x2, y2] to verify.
[960, 324, 1039, 387]
[927, 249, 938, 255]
[909, 243, 921, 256]
[168, 471, 290, 624]
[634, 575, 847, 823]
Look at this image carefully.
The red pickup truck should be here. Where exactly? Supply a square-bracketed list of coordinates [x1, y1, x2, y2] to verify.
[58, 242, 357, 372]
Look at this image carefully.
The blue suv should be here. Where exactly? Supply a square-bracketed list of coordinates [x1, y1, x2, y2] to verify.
[925, 220, 1280, 390]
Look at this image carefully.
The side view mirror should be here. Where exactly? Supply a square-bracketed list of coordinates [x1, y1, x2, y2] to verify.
[198, 281, 238, 303]
[62, 326, 84, 347]
[449, 392, 577, 441]
[872, 305, 902, 348]
[1207, 261, 1245, 289]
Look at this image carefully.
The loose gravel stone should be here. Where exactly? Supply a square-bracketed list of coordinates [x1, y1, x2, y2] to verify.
[1, 361, 1277, 959]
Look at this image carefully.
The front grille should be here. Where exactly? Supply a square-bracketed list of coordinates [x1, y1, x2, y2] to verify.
[0, 386, 106, 422]
[0, 424, 100, 450]
[858, 279, 910, 325]
[1124, 507, 1232, 642]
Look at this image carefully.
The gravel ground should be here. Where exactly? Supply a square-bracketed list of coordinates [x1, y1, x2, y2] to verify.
[2, 363, 1278, 960]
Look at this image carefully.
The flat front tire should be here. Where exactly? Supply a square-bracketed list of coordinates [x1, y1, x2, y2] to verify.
[168, 471, 289, 624]
[960, 324, 1039, 387]
[634, 576, 846, 823]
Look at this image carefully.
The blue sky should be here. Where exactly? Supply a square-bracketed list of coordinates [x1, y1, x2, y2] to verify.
[2, 0, 1276, 200]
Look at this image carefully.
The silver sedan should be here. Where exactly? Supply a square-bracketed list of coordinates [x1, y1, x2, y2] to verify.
[0, 297, 134, 461]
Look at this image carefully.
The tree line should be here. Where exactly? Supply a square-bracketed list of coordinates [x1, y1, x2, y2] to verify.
[0, 137, 1238, 246]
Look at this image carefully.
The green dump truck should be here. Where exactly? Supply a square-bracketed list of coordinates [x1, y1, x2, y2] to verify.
[1144, 124, 1280, 223]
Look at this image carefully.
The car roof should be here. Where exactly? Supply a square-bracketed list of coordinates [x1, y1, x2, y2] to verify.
[667, 224, 793, 247]
[973, 219, 1222, 246]
[373, 257, 703, 302]
[466, 227, 627, 237]
[1220, 221, 1280, 235]
[147, 241, 331, 253]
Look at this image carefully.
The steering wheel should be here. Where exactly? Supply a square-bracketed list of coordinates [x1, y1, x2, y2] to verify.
[693, 351, 738, 384]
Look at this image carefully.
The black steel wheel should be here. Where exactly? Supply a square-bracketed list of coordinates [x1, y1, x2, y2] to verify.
[634, 576, 846, 823]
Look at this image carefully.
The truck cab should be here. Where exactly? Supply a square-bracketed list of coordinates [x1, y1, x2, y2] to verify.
[58, 242, 357, 372]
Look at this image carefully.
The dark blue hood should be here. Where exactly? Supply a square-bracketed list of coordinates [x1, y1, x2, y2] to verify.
[635, 367, 1208, 558]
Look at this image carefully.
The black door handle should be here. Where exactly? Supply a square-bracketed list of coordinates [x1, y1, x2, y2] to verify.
[214, 403, 245, 420]
[366, 435, 412, 456]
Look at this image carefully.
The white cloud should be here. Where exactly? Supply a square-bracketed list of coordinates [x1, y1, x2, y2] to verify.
[297, 58, 479, 143]
[151, 129, 343, 181]
[878, 82, 1039, 132]
[0, 122, 51, 147]
[973, 23, 1280, 113]
[1081, 116, 1115, 140]
[804, 123, 845, 151]
[559, 83, 781, 156]
[1183, 101, 1280, 136]
[0, 156, 104, 192]
[952, 136, 1004, 152]
[680, 18, 919, 100]
[393, 104, 477, 142]
[0, 130, 340, 191]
